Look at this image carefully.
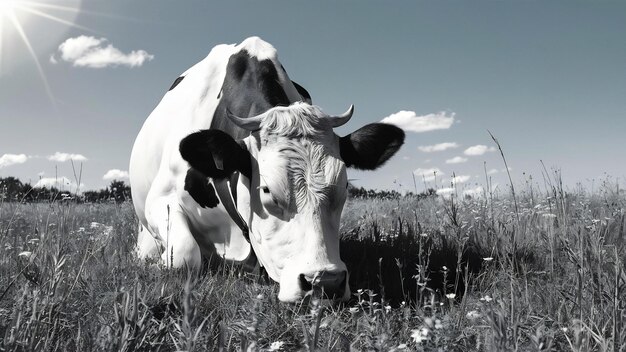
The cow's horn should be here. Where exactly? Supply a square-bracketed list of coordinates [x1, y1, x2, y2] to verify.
[328, 105, 354, 128]
[225, 109, 265, 131]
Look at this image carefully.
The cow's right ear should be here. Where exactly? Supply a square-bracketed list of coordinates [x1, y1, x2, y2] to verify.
[179, 130, 251, 179]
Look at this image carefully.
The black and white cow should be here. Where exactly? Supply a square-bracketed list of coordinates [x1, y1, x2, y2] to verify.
[129, 37, 404, 302]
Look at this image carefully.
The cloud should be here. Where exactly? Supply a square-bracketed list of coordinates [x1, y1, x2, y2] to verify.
[452, 175, 471, 184]
[418, 142, 459, 153]
[34, 176, 82, 190]
[0, 154, 28, 168]
[55, 35, 154, 68]
[48, 152, 88, 162]
[103, 169, 129, 181]
[487, 168, 499, 175]
[381, 111, 455, 133]
[413, 167, 443, 182]
[445, 156, 468, 164]
[464, 145, 496, 156]
[436, 187, 455, 195]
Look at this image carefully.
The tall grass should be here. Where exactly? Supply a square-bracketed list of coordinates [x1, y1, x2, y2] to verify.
[0, 177, 624, 351]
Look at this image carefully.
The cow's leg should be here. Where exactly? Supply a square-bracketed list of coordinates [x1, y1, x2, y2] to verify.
[136, 223, 162, 260]
[147, 198, 202, 270]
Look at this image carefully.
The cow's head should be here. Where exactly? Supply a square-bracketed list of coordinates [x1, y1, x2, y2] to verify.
[180, 102, 404, 302]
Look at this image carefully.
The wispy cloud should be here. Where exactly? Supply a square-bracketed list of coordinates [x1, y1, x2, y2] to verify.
[413, 167, 443, 182]
[48, 152, 88, 162]
[436, 187, 455, 195]
[103, 169, 129, 181]
[0, 154, 29, 168]
[464, 145, 496, 156]
[54, 35, 154, 68]
[381, 111, 455, 133]
[445, 156, 468, 164]
[418, 142, 459, 153]
[452, 175, 471, 184]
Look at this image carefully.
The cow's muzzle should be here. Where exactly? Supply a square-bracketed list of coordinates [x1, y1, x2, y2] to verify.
[299, 270, 347, 299]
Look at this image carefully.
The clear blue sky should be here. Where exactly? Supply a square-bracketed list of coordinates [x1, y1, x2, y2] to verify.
[1, 0, 625, 195]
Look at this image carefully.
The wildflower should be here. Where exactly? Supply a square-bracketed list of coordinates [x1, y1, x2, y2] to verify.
[385, 305, 392, 313]
[256, 293, 264, 300]
[561, 327, 568, 333]
[401, 301, 406, 307]
[268, 341, 284, 351]
[411, 328, 429, 344]
[445, 293, 456, 300]
[442, 265, 448, 271]
[396, 344, 407, 349]
[466, 310, 481, 320]
[349, 307, 359, 314]
[479, 295, 493, 302]
[357, 289, 363, 294]
[434, 319, 443, 329]
[18, 251, 32, 258]
[419, 233, 428, 237]
[424, 317, 434, 327]
[482, 257, 493, 262]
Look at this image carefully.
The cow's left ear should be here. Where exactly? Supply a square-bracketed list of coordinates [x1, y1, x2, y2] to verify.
[179, 130, 251, 179]
[339, 123, 405, 170]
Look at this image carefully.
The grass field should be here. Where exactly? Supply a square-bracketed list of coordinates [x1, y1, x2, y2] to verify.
[1, 177, 624, 351]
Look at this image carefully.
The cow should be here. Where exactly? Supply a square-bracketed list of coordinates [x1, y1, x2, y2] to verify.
[129, 37, 404, 302]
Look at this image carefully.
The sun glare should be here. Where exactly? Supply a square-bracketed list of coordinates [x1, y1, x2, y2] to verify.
[0, 0, 86, 104]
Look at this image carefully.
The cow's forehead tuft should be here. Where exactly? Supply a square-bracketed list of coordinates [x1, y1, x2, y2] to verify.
[259, 103, 332, 140]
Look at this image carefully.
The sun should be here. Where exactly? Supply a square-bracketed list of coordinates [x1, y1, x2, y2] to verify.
[0, 0, 19, 14]
[0, 0, 86, 104]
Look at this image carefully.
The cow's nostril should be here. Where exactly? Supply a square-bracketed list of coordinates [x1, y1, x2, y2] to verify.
[299, 273, 313, 291]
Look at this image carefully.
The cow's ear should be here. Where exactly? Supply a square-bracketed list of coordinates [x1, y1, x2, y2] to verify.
[339, 123, 405, 170]
[179, 130, 251, 179]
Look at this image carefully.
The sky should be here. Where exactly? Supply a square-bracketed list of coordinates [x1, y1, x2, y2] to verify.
[0, 0, 625, 196]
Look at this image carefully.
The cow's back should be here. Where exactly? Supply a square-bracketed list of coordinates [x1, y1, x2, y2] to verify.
[129, 43, 236, 225]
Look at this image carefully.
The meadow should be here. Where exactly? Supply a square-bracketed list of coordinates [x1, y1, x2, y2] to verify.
[0, 175, 624, 351]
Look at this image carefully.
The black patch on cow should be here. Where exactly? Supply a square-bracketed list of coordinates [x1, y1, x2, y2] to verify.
[180, 129, 252, 179]
[211, 50, 290, 141]
[184, 168, 219, 208]
[292, 80, 312, 104]
[169, 76, 185, 91]
[340, 123, 405, 170]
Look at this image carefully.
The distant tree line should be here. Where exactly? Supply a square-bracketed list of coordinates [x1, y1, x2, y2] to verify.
[1, 176, 437, 204]
[348, 183, 438, 200]
[0, 177, 131, 203]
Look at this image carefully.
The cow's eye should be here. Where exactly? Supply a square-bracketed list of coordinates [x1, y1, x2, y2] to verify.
[262, 186, 270, 194]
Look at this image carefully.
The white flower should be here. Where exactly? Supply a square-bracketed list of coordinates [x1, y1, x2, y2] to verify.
[479, 295, 493, 302]
[466, 310, 481, 320]
[411, 327, 430, 344]
[256, 293, 264, 300]
[434, 319, 443, 329]
[445, 293, 456, 300]
[385, 305, 392, 313]
[396, 344, 407, 349]
[442, 266, 448, 271]
[349, 307, 359, 314]
[420, 233, 428, 237]
[424, 317, 434, 327]
[482, 257, 494, 262]
[268, 341, 284, 351]
[18, 251, 32, 258]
